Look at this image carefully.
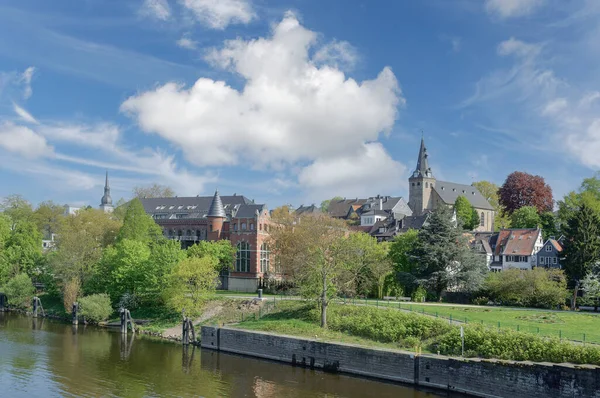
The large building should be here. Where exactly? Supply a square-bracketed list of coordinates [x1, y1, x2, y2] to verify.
[408, 138, 495, 232]
[140, 191, 272, 291]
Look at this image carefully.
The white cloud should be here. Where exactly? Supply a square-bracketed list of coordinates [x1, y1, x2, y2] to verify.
[0, 122, 52, 158]
[141, 0, 171, 20]
[181, 0, 255, 29]
[122, 12, 403, 194]
[313, 40, 358, 70]
[176, 36, 198, 50]
[541, 98, 568, 116]
[298, 142, 406, 199]
[38, 123, 120, 150]
[580, 91, 600, 107]
[485, 0, 545, 19]
[19, 66, 35, 99]
[497, 37, 540, 58]
[13, 103, 38, 124]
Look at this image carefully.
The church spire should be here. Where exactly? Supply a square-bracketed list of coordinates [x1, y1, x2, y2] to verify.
[100, 171, 113, 208]
[413, 137, 433, 178]
[207, 189, 226, 218]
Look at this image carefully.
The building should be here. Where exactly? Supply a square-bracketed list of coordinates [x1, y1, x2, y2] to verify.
[407, 138, 495, 232]
[42, 233, 57, 252]
[490, 228, 544, 271]
[99, 172, 114, 213]
[63, 205, 81, 216]
[537, 237, 563, 269]
[140, 190, 272, 292]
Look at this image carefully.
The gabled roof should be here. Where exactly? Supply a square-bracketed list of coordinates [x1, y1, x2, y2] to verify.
[432, 181, 494, 210]
[235, 204, 266, 218]
[399, 213, 430, 232]
[548, 239, 563, 252]
[494, 228, 541, 256]
[295, 205, 321, 216]
[328, 198, 367, 217]
[361, 209, 389, 217]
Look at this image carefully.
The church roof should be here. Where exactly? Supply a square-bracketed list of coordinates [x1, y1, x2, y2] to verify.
[432, 181, 494, 210]
[207, 190, 227, 218]
[411, 137, 433, 178]
[100, 171, 112, 206]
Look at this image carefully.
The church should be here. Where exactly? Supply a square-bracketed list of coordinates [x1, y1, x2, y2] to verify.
[408, 138, 495, 232]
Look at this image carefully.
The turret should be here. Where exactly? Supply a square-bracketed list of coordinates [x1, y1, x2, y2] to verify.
[207, 190, 226, 240]
[99, 171, 114, 213]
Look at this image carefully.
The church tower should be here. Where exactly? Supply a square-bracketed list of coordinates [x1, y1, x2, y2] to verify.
[408, 137, 436, 216]
[99, 171, 114, 213]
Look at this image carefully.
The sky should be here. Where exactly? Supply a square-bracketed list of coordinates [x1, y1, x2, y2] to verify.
[0, 0, 599, 209]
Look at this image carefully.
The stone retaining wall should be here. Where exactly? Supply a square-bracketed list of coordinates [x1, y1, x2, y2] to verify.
[201, 326, 600, 398]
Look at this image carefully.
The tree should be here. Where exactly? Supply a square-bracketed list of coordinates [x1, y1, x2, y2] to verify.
[107, 239, 152, 299]
[2, 221, 43, 279]
[111, 198, 128, 221]
[320, 196, 344, 212]
[498, 171, 553, 215]
[163, 256, 218, 316]
[473, 180, 510, 230]
[132, 183, 175, 199]
[454, 196, 478, 230]
[269, 213, 350, 328]
[187, 240, 236, 272]
[510, 206, 541, 228]
[0, 214, 10, 248]
[342, 232, 392, 298]
[117, 198, 162, 244]
[270, 205, 291, 220]
[0, 194, 33, 228]
[33, 201, 64, 239]
[557, 174, 600, 234]
[389, 229, 419, 294]
[2, 273, 35, 309]
[409, 206, 487, 300]
[562, 202, 600, 309]
[540, 211, 559, 240]
[582, 273, 600, 312]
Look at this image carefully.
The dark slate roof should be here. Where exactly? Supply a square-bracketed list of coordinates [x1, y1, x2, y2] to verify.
[140, 194, 253, 220]
[432, 181, 494, 210]
[411, 137, 433, 179]
[235, 204, 266, 218]
[361, 209, 389, 217]
[207, 191, 226, 218]
[399, 213, 429, 232]
[328, 198, 367, 218]
[295, 205, 321, 216]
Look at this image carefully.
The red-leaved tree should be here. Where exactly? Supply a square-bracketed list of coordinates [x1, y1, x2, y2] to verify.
[498, 171, 553, 215]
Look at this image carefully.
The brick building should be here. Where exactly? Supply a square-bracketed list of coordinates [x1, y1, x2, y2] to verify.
[140, 190, 272, 291]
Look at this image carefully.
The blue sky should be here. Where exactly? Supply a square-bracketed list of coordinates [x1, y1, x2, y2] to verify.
[0, 0, 599, 209]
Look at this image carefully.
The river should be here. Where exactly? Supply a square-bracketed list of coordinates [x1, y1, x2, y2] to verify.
[0, 312, 443, 397]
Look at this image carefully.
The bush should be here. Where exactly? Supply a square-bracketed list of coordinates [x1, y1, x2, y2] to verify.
[412, 286, 427, 302]
[118, 292, 139, 310]
[78, 294, 113, 323]
[63, 277, 80, 314]
[472, 296, 489, 306]
[3, 274, 35, 309]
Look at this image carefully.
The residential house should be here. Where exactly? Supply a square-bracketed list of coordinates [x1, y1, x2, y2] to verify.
[537, 237, 563, 269]
[471, 232, 494, 269]
[490, 228, 544, 271]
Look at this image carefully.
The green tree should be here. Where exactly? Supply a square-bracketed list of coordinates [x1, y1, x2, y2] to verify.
[111, 198, 129, 221]
[0, 194, 33, 228]
[33, 201, 64, 239]
[410, 206, 487, 300]
[454, 196, 478, 230]
[2, 273, 35, 309]
[510, 206, 541, 228]
[472, 180, 510, 230]
[342, 232, 392, 298]
[320, 196, 344, 212]
[562, 202, 600, 309]
[3, 221, 43, 279]
[108, 239, 152, 299]
[540, 211, 558, 240]
[0, 214, 10, 248]
[147, 239, 186, 294]
[389, 229, 419, 294]
[163, 256, 218, 316]
[557, 174, 600, 234]
[133, 183, 175, 199]
[78, 294, 113, 323]
[582, 273, 600, 311]
[187, 240, 236, 272]
[117, 198, 162, 244]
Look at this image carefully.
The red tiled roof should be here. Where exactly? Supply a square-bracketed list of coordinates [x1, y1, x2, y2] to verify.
[494, 229, 541, 256]
[549, 239, 563, 252]
[349, 226, 371, 233]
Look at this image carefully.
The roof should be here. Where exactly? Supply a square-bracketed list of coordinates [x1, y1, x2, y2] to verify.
[139, 194, 255, 220]
[295, 205, 321, 216]
[411, 137, 433, 179]
[399, 213, 429, 232]
[548, 239, 563, 252]
[432, 181, 494, 210]
[207, 190, 226, 218]
[361, 209, 389, 217]
[235, 204, 266, 218]
[494, 229, 541, 256]
[328, 198, 367, 218]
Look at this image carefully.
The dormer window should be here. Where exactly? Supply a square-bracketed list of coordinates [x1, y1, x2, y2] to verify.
[545, 245, 552, 252]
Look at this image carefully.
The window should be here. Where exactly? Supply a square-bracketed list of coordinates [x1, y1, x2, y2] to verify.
[186, 229, 192, 237]
[519, 256, 527, 262]
[553, 257, 557, 264]
[196, 230, 201, 239]
[417, 182, 421, 186]
[260, 243, 270, 273]
[540, 257, 545, 265]
[234, 223, 238, 231]
[209, 224, 213, 232]
[241, 222, 247, 230]
[412, 183, 415, 187]
[506, 255, 514, 262]
[236, 242, 250, 272]
[480, 212, 485, 227]
[250, 223, 255, 231]
[545, 245, 552, 252]
[259, 224, 262, 231]
[177, 230, 182, 238]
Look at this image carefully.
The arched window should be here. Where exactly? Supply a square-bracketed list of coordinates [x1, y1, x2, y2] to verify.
[234, 223, 238, 231]
[196, 230, 201, 240]
[417, 182, 421, 186]
[177, 230, 183, 237]
[260, 243, 270, 273]
[480, 212, 485, 227]
[241, 222, 247, 230]
[168, 229, 174, 237]
[236, 241, 250, 272]
[186, 229, 192, 237]
[259, 224, 262, 231]
[250, 223, 254, 231]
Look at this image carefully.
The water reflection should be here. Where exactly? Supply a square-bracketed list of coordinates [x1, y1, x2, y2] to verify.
[0, 312, 442, 398]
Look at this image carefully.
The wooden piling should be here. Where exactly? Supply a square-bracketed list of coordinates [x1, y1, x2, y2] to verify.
[0, 293, 6, 312]
[120, 308, 127, 334]
[33, 296, 39, 318]
[72, 302, 79, 325]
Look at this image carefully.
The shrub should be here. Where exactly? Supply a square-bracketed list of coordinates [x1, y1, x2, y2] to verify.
[472, 296, 489, 306]
[79, 294, 113, 323]
[412, 286, 427, 302]
[63, 277, 80, 314]
[3, 273, 35, 309]
[118, 292, 139, 310]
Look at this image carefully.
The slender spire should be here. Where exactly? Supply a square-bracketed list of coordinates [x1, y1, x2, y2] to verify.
[207, 189, 226, 218]
[105, 171, 109, 189]
[100, 171, 112, 206]
[412, 136, 433, 178]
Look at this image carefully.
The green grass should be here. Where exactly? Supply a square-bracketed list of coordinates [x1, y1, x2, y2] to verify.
[371, 301, 600, 344]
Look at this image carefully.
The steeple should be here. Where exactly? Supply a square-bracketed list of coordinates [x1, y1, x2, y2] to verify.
[412, 137, 433, 178]
[207, 190, 226, 218]
[99, 171, 114, 213]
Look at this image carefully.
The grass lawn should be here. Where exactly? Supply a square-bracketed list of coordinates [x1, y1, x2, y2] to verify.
[373, 301, 600, 344]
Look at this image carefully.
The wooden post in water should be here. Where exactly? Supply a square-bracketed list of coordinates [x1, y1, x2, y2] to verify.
[72, 302, 79, 325]
[182, 317, 189, 345]
[127, 310, 135, 333]
[0, 293, 6, 312]
[32, 296, 39, 318]
[120, 308, 127, 334]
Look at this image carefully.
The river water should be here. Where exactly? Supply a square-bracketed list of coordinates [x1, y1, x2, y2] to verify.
[0, 312, 442, 398]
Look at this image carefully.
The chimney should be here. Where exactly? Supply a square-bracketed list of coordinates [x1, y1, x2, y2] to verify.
[379, 198, 383, 210]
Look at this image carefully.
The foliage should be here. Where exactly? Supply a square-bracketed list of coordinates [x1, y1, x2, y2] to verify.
[411, 286, 427, 302]
[540, 211, 559, 240]
[163, 256, 218, 316]
[269, 213, 351, 328]
[0, 213, 10, 247]
[562, 202, 600, 308]
[320, 196, 343, 212]
[111, 198, 129, 221]
[582, 273, 600, 309]
[78, 293, 113, 323]
[454, 196, 478, 230]
[0, 194, 33, 228]
[409, 206, 487, 300]
[485, 268, 568, 308]
[32, 201, 64, 239]
[132, 183, 175, 199]
[472, 296, 489, 306]
[1, 221, 43, 280]
[389, 229, 419, 294]
[510, 206, 541, 228]
[117, 198, 162, 244]
[2, 273, 35, 309]
[342, 233, 392, 298]
[187, 240, 236, 272]
[270, 205, 291, 220]
[472, 180, 510, 230]
[498, 171, 553, 215]
[63, 277, 81, 313]
[107, 239, 152, 299]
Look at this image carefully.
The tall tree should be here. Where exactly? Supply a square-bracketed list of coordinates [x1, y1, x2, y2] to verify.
[540, 211, 559, 240]
[498, 171, 553, 215]
[0, 214, 10, 248]
[454, 196, 478, 230]
[0, 194, 33, 228]
[187, 240, 236, 272]
[409, 206, 487, 300]
[582, 273, 600, 312]
[269, 213, 350, 328]
[510, 206, 541, 228]
[389, 229, 419, 294]
[557, 174, 600, 234]
[1, 221, 43, 281]
[117, 199, 162, 244]
[342, 232, 392, 298]
[112, 198, 129, 221]
[33, 201, 64, 239]
[320, 196, 344, 212]
[270, 205, 292, 220]
[132, 184, 175, 199]
[562, 202, 600, 309]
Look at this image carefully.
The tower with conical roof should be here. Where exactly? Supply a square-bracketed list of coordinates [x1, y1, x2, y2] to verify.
[207, 190, 226, 240]
[99, 171, 114, 213]
[408, 137, 436, 216]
